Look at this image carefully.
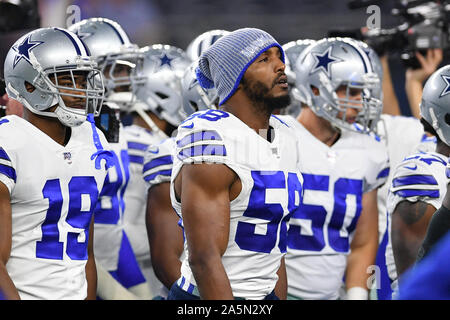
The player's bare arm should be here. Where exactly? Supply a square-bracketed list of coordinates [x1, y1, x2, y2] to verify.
[174, 163, 240, 299]
[346, 188, 379, 297]
[0, 182, 20, 300]
[392, 200, 435, 275]
[146, 182, 184, 289]
[274, 257, 287, 300]
[85, 215, 97, 300]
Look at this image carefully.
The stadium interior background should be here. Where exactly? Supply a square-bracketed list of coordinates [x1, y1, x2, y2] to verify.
[1, 0, 449, 117]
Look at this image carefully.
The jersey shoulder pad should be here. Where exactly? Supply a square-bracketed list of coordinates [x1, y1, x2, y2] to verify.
[390, 152, 445, 200]
[176, 110, 230, 164]
[142, 138, 175, 187]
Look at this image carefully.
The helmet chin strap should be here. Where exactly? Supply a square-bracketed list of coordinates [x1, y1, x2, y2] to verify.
[429, 107, 447, 145]
[133, 102, 168, 139]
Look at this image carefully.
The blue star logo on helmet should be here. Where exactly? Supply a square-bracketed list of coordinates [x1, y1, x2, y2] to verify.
[440, 75, 450, 97]
[310, 47, 342, 78]
[12, 35, 44, 69]
[159, 53, 173, 68]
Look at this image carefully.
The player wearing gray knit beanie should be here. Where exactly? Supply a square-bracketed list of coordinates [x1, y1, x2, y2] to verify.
[195, 27, 285, 105]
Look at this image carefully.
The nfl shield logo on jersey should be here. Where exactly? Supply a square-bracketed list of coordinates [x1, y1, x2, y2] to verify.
[63, 152, 72, 164]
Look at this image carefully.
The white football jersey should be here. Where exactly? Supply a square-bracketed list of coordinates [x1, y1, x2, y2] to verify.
[385, 151, 448, 285]
[93, 125, 130, 271]
[171, 110, 303, 300]
[122, 124, 165, 260]
[143, 137, 176, 188]
[375, 115, 436, 242]
[0, 115, 108, 300]
[280, 115, 389, 300]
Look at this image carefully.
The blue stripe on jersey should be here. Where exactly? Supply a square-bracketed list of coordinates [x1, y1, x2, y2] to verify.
[178, 144, 227, 160]
[143, 155, 173, 172]
[143, 169, 172, 182]
[392, 175, 438, 188]
[0, 164, 16, 182]
[0, 119, 9, 125]
[127, 141, 149, 151]
[394, 189, 440, 198]
[128, 155, 144, 164]
[176, 130, 222, 148]
[377, 167, 390, 179]
[271, 115, 289, 127]
[0, 148, 11, 161]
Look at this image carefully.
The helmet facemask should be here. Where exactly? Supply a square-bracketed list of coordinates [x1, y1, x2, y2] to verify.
[311, 70, 381, 134]
[12, 54, 105, 127]
[97, 46, 146, 111]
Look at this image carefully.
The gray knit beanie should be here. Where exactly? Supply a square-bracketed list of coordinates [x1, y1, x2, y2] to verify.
[195, 28, 284, 105]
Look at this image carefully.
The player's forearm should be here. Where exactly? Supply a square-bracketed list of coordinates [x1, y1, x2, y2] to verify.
[0, 264, 20, 299]
[274, 257, 287, 300]
[189, 253, 233, 299]
[152, 253, 182, 290]
[85, 255, 97, 300]
[346, 241, 378, 295]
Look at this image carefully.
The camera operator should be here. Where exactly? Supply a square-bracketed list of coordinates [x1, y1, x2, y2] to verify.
[405, 48, 443, 118]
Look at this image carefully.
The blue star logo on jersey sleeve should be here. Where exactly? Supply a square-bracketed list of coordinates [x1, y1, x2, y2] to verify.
[440, 75, 450, 97]
[310, 47, 342, 77]
[12, 35, 44, 69]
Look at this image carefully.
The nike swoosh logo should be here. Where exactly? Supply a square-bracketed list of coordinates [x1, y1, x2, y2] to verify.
[404, 165, 418, 170]
[181, 122, 194, 129]
[148, 146, 159, 154]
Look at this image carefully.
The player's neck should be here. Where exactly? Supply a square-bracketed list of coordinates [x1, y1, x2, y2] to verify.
[436, 141, 450, 158]
[23, 109, 69, 146]
[222, 95, 271, 139]
[134, 111, 167, 133]
[298, 107, 340, 147]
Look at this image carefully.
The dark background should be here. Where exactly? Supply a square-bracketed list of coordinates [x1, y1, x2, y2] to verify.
[0, 0, 445, 116]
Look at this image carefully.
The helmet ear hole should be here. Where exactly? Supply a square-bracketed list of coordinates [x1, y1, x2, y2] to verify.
[445, 113, 450, 126]
[311, 85, 320, 96]
[24, 81, 36, 93]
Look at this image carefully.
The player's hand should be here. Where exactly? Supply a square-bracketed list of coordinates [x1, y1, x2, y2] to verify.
[406, 49, 443, 84]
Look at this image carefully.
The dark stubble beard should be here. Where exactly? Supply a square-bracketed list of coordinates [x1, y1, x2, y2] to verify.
[241, 76, 291, 118]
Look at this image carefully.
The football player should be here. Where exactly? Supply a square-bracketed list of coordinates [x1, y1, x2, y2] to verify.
[397, 65, 450, 300]
[124, 44, 191, 298]
[142, 31, 229, 299]
[345, 39, 438, 300]
[281, 38, 389, 300]
[0, 27, 109, 299]
[68, 17, 151, 299]
[167, 28, 303, 300]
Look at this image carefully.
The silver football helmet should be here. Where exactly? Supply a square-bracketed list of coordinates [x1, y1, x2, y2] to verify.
[295, 38, 380, 133]
[343, 38, 384, 129]
[181, 60, 219, 116]
[282, 39, 316, 117]
[131, 44, 191, 136]
[420, 65, 450, 146]
[68, 18, 144, 110]
[186, 29, 230, 61]
[3, 27, 104, 127]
